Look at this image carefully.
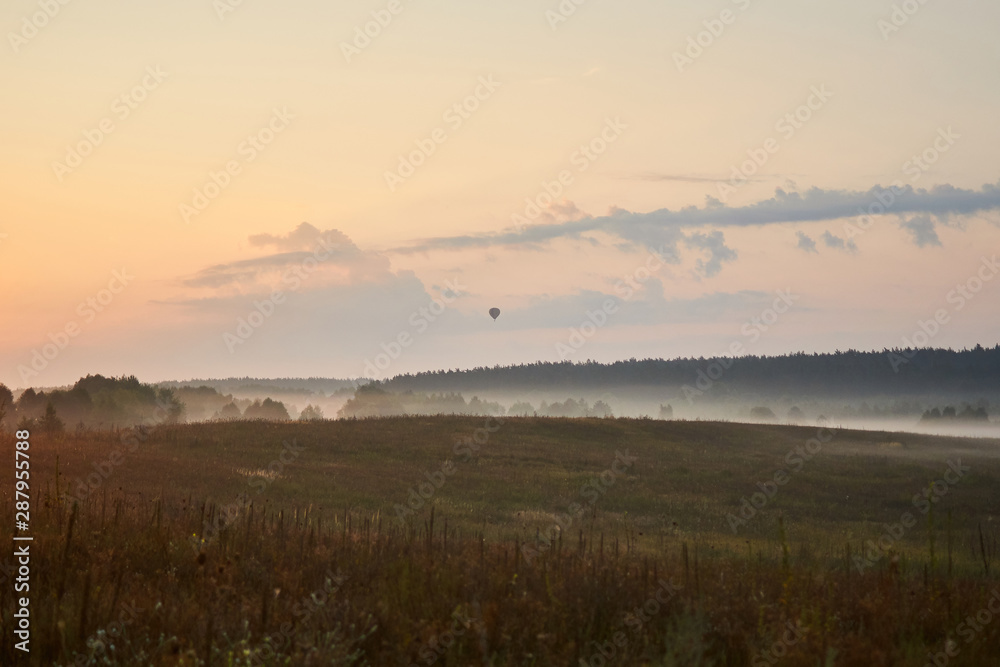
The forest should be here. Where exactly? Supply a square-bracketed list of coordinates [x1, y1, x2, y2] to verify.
[377, 346, 1000, 395]
[0, 375, 306, 432]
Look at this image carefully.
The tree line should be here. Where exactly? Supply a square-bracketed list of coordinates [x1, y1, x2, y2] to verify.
[0, 375, 311, 433]
[378, 346, 1000, 395]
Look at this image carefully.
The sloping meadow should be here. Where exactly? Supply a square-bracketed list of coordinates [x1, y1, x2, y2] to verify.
[2, 417, 999, 664]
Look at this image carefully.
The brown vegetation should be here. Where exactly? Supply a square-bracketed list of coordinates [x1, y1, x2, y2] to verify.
[1, 417, 998, 665]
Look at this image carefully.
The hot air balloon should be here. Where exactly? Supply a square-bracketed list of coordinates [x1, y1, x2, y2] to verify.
[489, 308, 501, 321]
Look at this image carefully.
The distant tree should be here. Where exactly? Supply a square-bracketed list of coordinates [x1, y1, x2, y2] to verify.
[942, 406, 957, 419]
[299, 404, 324, 421]
[156, 388, 185, 424]
[337, 383, 406, 418]
[658, 404, 674, 420]
[373, 347, 1000, 400]
[463, 396, 504, 416]
[40, 402, 65, 435]
[590, 400, 614, 418]
[0, 382, 12, 431]
[13, 375, 184, 428]
[507, 401, 534, 416]
[171, 385, 235, 422]
[15, 388, 44, 423]
[543, 399, 587, 418]
[214, 403, 242, 420]
[924, 407, 942, 421]
[419, 392, 466, 415]
[750, 406, 776, 421]
[955, 406, 988, 422]
[787, 406, 804, 422]
[244, 398, 290, 421]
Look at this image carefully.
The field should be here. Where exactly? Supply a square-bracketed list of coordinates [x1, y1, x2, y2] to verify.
[2, 416, 1000, 665]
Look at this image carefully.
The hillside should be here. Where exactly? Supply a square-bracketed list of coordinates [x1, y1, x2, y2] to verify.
[4, 417, 1000, 665]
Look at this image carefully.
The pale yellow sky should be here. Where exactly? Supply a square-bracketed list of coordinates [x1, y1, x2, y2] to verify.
[2, 0, 999, 386]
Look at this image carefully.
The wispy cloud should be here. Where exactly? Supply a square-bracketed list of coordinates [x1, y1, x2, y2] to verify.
[626, 172, 766, 184]
[685, 231, 738, 278]
[821, 230, 858, 253]
[796, 231, 818, 253]
[900, 214, 942, 247]
[249, 222, 348, 251]
[181, 225, 393, 292]
[495, 284, 779, 329]
[391, 180, 1000, 256]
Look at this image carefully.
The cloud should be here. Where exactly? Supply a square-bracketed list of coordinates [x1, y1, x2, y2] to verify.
[160, 225, 457, 371]
[626, 172, 765, 184]
[153, 271, 449, 374]
[821, 231, 858, 253]
[249, 222, 346, 251]
[182, 226, 392, 292]
[796, 231, 818, 253]
[544, 200, 589, 223]
[900, 214, 942, 247]
[390, 180, 1000, 255]
[684, 231, 738, 277]
[499, 284, 777, 329]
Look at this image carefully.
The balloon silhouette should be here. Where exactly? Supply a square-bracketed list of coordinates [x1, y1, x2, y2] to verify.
[489, 308, 501, 321]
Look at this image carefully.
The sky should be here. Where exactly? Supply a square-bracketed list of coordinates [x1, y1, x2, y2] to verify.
[2, 0, 999, 388]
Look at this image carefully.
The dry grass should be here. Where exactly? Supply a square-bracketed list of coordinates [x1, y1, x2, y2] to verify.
[1, 417, 999, 665]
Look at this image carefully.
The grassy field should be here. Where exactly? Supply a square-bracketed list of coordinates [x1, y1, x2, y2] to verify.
[2, 416, 999, 665]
